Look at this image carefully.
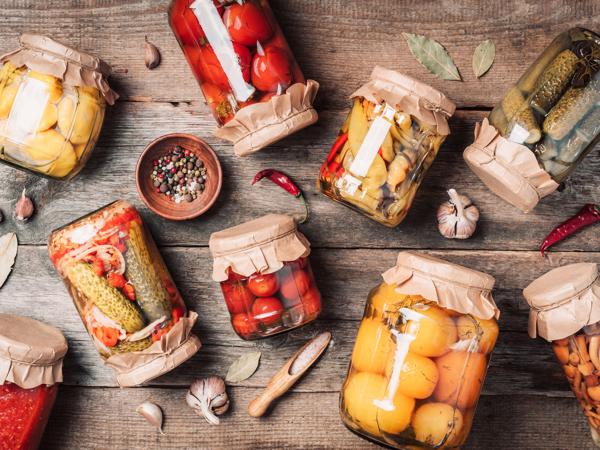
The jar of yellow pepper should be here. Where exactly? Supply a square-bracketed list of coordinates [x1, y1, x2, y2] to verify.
[340, 251, 500, 449]
[0, 34, 118, 180]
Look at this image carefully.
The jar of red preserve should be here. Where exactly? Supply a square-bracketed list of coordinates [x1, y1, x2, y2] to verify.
[0, 314, 68, 450]
[209, 214, 321, 339]
[169, 0, 319, 156]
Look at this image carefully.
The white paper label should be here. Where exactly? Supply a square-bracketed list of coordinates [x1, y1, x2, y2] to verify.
[508, 123, 530, 145]
[190, 0, 255, 102]
[349, 104, 396, 177]
[6, 77, 49, 143]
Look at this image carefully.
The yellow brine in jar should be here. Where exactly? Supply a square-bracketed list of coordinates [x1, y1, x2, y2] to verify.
[0, 34, 117, 180]
[318, 67, 455, 227]
[340, 252, 499, 449]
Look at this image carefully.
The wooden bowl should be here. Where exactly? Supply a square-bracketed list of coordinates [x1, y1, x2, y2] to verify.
[136, 133, 223, 221]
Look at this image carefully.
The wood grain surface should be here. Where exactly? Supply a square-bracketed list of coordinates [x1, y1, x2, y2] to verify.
[0, 1, 599, 449]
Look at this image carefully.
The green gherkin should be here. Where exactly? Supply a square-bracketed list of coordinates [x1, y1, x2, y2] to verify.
[66, 262, 145, 333]
[110, 337, 153, 355]
[124, 222, 172, 322]
[501, 87, 542, 144]
[531, 49, 579, 114]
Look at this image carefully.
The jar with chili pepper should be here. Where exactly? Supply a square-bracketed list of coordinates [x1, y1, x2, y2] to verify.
[48, 200, 201, 387]
[464, 28, 600, 212]
[524, 263, 600, 447]
[0, 314, 68, 450]
[168, 0, 319, 157]
[317, 67, 455, 227]
[209, 214, 321, 340]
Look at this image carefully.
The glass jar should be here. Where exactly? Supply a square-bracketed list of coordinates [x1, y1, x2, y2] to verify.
[0, 34, 117, 180]
[524, 262, 600, 447]
[318, 67, 455, 227]
[48, 200, 201, 387]
[169, 0, 318, 156]
[464, 28, 600, 212]
[0, 314, 68, 450]
[209, 214, 321, 339]
[340, 251, 499, 449]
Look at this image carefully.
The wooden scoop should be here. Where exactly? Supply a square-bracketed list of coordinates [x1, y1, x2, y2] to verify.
[247, 331, 332, 417]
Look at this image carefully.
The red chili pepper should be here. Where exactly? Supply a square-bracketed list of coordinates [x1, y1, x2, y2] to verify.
[540, 204, 600, 256]
[326, 133, 348, 164]
[252, 169, 309, 223]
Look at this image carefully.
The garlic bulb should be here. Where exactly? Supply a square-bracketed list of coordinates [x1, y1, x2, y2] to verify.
[136, 401, 165, 435]
[186, 376, 230, 425]
[14, 189, 34, 222]
[437, 189, 479, 239]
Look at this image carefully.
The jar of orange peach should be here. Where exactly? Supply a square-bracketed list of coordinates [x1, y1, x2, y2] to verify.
[340, 251, 500, 449]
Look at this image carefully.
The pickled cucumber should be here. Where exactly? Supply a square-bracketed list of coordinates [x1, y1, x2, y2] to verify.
[109, 337, 153, 355]
[58, 93, 100, 144]
[23, 129, 76, 176]
[501, 87, 542, 144]
[65, 261, 145, 333]
[28, 71, 63, 103]
[531, 49, 579, 114]
[0, 83, 19, 119]
[124, 221, 172, 322]
[543, 79, 600, 140]
[45, 143, 77, 178]
[36, 102, 58, 131]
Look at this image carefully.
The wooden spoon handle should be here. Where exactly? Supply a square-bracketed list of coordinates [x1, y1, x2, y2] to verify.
[248, 390, 277, 417]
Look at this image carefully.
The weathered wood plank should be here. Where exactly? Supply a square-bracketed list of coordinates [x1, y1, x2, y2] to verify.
[1, 1, 599, 108]
[0, 246, 591, 396]
[0, 105, 598, 250]
[41, 387, 599, 450]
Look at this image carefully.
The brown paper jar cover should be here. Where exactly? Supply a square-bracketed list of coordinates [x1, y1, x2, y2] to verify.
[463, 118, 559, 213]
[351, 66, 456, 136]
[524, 262, 600, 341]
[382, 251, 499, 320]
[0, 314, 68, 389]
[0, 33, 118, 105]
[209, 214, 310, 282]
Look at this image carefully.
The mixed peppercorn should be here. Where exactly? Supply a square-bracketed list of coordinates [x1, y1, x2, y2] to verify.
[151, 145, 207, 203]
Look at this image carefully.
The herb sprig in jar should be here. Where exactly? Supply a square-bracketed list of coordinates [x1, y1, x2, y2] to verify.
[151, 145, 207, 203]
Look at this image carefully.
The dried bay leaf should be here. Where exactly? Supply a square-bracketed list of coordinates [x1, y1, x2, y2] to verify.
[226, 351, 261, 383]
[402, 33, 461, 81]
[0, 233, 17, 289]
[473, 39, 495, 78]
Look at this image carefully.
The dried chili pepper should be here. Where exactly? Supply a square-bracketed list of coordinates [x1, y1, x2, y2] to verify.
[252, 169, 309, 223]
[540, 204, 600, 256]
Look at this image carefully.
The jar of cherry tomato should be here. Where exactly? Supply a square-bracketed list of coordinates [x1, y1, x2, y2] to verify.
[0, 314, 68, 450]
[209, 214, 321, 339]
[169, 0, 319, 156]
[340, 251, 499, 449]
[524, 263, 600, 446]
[48, 200, 201, 387]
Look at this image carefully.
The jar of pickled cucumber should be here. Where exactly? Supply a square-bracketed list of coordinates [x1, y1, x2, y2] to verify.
[524, 263, 600, 447]
[169, 0, 319, 157]
[317, 67, 455, 227]
[464, 28, 600, 212]
[48, 200, 201, 387]
[340, 251, 499, 449]
[209, 214, 321, 339]
[0, 314, 67, 450]
[0, 34, 118, 180]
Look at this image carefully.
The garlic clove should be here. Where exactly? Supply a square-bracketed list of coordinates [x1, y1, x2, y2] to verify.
[437, 188, 479, 239]
[187, 376, 230, 425]
[14, 189, 34, 222]
[144, 36, 161, 70]
[136, 401, 165, 435]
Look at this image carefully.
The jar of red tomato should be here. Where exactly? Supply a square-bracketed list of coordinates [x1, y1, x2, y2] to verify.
[169, 0, 319, 156]
[209, 214, 322, 339]
[0, 314, 68, 450]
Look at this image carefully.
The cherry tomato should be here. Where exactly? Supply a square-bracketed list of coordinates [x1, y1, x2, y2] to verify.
[221, 282, 255, 314]
[252, 296, 284, 326]
[232, 313, 259, 337]
[223, 1, 273, 46]
[301, 288, 321, 317]
[266, 32, 305, 83]
[280, 269, 311, 301]
[201, 83, 234, 123]
[170, 0, 224, 46]
[94, 327, 119, 348]
[251, 46, 293, 92]
[107, 272, 127, 289]
[194, 43, 252, 89]
[247, 273, 279, 297]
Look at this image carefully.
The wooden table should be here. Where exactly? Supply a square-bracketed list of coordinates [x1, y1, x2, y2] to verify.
[1, 1, 599, 448]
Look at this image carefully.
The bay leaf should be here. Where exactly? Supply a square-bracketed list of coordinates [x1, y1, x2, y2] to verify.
[473, 39, 495, 78]
[226, 351, 261, 383]
[0, 233, 17, 289]
[402, 33, 461, 81]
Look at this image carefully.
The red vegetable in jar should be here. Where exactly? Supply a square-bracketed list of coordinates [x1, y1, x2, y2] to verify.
[0, 314, 68, 450]
[210, 214, 322, 339]
[169, 0, 319, 157]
